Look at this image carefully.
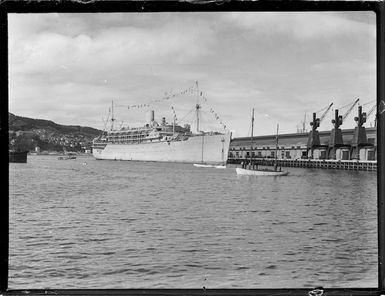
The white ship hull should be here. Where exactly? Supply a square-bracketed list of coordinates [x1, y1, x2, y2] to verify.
[93, 133, 231, 164]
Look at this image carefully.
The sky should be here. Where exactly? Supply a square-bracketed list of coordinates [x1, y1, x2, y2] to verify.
[8, 12, 376, 137]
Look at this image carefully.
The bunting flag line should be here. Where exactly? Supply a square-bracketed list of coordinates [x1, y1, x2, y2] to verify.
[126, 84, 199, 110]
[122, 83, 229, 131]
[171, 106, 178, 122]
[198, 89, 228, 131]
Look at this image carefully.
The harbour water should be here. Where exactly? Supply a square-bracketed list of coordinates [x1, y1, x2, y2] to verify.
[9, 155, 377, 289]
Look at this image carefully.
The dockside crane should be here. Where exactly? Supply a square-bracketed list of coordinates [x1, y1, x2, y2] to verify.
[367, 104, 377, 118]
[355, 103, 377, 127]
[351, 101, 375, 160]
[331, 98, 360, 129]
[327, 98, 359, 159]
[307, 102, 333, 159]
[310, 102, 334, 131]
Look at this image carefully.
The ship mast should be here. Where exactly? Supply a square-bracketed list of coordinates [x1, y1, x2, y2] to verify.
[250, 108, 254, 165]
[111, 100, 115, 131]
[275, 124, 279, 170]
[195, 81, 200, 134]
[196, 104, 201, 134]
[173, 115, 175, 133]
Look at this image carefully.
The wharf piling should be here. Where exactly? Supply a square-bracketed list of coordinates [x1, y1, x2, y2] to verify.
[229, 158, 377, 171]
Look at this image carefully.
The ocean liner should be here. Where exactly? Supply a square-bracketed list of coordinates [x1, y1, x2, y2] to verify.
[92, 94, 231, 164]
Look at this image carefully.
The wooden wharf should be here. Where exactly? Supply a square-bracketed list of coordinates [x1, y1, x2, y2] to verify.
[229, 158, 377, 171]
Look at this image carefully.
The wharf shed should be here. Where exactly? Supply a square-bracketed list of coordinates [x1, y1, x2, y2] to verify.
[229, 127, 377, 162]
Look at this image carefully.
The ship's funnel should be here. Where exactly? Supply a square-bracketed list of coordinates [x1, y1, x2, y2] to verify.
[146, 110, 155, 124]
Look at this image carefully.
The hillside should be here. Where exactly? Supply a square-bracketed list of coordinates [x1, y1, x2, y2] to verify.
[9, 113, 101, 136]
[9, 113, 102, 152]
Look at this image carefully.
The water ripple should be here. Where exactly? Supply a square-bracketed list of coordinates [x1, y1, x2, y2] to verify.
[9, 156, 377, 289]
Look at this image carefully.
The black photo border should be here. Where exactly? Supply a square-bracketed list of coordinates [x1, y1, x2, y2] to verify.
[1, 1, 384, 295]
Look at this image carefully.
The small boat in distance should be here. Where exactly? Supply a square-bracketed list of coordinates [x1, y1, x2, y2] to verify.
[236, 166, 288, 176]
[9, 137, 28, 163]
[192, 132, 227, 169]
[58, 156, 77, 160]
[235, 108, 289, 176]
[9, 151, 28, 163]
[193, 163, 226, 169]
[58, 152, 77, 160]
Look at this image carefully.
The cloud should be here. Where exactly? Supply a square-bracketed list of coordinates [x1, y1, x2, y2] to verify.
[9, 20, 215, 77]
[312, 59, 375, 74]
[8, 13, 218, 128]
[8, 12, 376, 136]
[223, 12, 375, 40]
